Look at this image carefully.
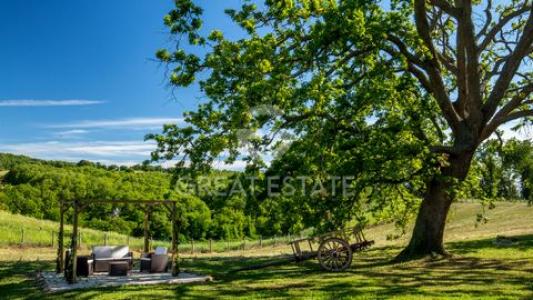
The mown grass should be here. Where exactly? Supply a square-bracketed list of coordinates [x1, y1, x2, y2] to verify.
[0, 236, 531, 300]
[0, 202, 531, 299]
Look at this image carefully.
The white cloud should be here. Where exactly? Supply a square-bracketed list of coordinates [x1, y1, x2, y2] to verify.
[0, 99, 104, 107]
[46, 117, 184, 130]
[88, 159, 142, 167]
[160, 160, 181, 169]
[0, 140, 156, 159]
[55, 129, 90, 138]
[489, 121, 532, 141]
[0, 139, 250, 170]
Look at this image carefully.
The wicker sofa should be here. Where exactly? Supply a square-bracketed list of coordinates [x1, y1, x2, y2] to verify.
[91, 246, 133, 272]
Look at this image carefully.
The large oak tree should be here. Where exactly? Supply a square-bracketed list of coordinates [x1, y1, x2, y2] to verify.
[150, 0, 533, 260]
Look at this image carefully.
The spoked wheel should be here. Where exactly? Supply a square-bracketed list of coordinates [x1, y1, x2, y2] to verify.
[317, 238, 353, 272]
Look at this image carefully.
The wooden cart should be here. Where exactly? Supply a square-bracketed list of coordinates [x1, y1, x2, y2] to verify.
[289, 226, 374, 271]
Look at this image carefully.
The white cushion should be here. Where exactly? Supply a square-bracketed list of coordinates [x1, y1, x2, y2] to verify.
[92, 246, 112, 259]
[110, 245, 129, 259]
[154, 247, 167, 255]
[92, 245, 129, 259]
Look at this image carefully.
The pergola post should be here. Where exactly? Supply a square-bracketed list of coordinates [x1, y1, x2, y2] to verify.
[68, 201, 79, 284]
[171, 202, 180, 276]
[143, 207, 151, 253]
[56, 202, 65, 273]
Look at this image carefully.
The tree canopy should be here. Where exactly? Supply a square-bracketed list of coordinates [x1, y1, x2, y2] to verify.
[149, 0, 533, 259]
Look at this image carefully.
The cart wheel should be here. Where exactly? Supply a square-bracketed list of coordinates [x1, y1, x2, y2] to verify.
[317, 238, 352, 272]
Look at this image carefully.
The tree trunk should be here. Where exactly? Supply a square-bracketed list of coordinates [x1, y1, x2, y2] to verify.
[395, 150, 474, 261]
[395, 176, 453, 260]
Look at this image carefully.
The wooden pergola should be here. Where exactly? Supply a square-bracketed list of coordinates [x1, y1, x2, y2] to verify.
[56, 199, 181, 284]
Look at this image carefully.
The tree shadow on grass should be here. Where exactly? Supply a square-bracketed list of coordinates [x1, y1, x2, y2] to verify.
[325, 234, 533, 299]
[173, 234, 533, 299]
[447, 234, 533, 254]
[2, 234, 531, 299]
[0, 259, 51, 300]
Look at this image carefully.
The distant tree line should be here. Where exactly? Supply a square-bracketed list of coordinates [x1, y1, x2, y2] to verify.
[472, 138, 532, 201]
[0, 138, 530, 241]
[0, 153, 289, 240]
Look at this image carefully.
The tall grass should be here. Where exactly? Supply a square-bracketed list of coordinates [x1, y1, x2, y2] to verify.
[0, 210, 294, 253]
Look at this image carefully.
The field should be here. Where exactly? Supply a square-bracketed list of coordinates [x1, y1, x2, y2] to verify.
[0, 202, 532, 299]
[0, 210, 290, 254]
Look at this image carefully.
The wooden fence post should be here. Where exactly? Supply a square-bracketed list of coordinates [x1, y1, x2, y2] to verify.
[51, 231, 55, 248]
[191, 239, 194, 254]
[209, 239, 212, 253]
[260, 235, 263, 248]
[20, 228, 24, 247]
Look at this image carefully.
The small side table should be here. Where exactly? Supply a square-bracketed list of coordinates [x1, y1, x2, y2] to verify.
[76, 255, 94, 277]
[109, 261, 129, 276]
[140, 256, 152, 273]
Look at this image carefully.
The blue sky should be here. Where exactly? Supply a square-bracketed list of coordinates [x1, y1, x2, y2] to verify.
[0, 1, 529, 168]
[0, 0, 247, 167]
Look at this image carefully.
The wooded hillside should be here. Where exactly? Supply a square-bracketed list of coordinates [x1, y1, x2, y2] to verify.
[0, 138, 531, 242]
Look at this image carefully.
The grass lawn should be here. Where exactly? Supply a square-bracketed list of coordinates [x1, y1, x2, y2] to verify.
[0, 202, 531, 299]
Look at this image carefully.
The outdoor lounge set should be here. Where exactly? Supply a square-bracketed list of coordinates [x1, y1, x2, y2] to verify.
[75, 245, 169, 277]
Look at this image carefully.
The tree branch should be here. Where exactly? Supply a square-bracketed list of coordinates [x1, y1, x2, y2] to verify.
[482, 7, 533, 123]
[500, 109, 533, 123]
[455, 3, 468, 115]
[480, 106, 533, 143]
[387, 34, 426, 68]
[429, 0, 460, 17]
[478, 3, 532, 51]
[382, 46, 433, 95]
[476, 0, 493, 40]
[414, 0, 461, 132]
[460, 0, 483, 117]
[489, 82, 533, 124]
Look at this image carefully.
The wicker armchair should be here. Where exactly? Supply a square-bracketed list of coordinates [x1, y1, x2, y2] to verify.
[140, 247, 169, 273]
